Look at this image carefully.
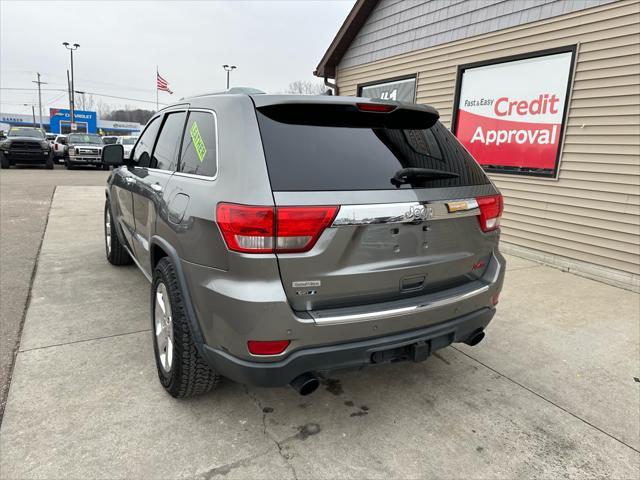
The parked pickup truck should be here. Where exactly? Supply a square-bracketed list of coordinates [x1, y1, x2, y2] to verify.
[0, 126, 53, 169]
[53, 134, 68, 164]
[66, 133, 106, 169]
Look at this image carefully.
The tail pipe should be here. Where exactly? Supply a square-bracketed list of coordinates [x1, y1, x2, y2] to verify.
[290, 372, 319, 396]
[464, 330, 485, 347]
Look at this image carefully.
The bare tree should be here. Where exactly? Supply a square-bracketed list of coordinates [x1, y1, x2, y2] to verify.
[286, 80, 326, 95]
[105, 108, 155, 124]
[96, 98, 111, 119]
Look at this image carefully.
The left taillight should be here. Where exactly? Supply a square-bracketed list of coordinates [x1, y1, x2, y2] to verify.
[476, 194, 503, 232]
[216, 203, 339, 254]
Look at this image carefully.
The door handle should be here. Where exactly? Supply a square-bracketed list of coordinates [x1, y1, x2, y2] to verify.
[151, 183, 163, 192]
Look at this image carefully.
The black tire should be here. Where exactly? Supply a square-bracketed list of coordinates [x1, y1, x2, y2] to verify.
[104, 200, 132, 266]
[101, 164, 109, 171]
[45, 152, 54, 170]
[152, 257, 220, 398]
[0, 152, 9, 169]
[66, 161, 74, 170]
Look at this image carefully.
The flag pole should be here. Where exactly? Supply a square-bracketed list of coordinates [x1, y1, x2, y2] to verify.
[156, 66, 159, 111]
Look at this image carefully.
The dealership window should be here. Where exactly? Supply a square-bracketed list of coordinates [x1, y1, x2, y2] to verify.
[452, 46, 576, 178]
[358, 75, 417, 103]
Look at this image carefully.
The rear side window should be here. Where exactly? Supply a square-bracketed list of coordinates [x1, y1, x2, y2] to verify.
[179, 111, 217, 177]
[151, 111, 186, 171]
[256, 107, 489, 191]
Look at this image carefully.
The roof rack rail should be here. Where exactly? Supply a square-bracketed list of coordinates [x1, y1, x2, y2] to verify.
[187, 87, 266, 99]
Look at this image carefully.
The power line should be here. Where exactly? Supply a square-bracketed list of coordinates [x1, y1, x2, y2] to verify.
[0, 87, 166, 106]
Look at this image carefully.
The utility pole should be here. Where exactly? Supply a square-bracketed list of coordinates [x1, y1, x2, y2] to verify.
[63, 42, 80, 128]
[23, 104, 36, 125]
[32, 73, 47, 129]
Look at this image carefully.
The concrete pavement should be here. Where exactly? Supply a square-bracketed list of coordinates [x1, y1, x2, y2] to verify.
[0, 186, 638, 479]
[0, 166, 109, 421]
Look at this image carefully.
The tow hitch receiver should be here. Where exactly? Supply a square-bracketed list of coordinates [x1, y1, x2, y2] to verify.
[409, 341, 430, 362]
[371, 340, 432, 364]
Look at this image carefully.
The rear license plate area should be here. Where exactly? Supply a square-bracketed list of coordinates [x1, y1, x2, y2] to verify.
[370, 340, 430, 364]
[369, 332, 454, 365]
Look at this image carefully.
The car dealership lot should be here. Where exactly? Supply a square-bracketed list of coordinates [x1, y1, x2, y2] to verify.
[0, 171, 638, 479]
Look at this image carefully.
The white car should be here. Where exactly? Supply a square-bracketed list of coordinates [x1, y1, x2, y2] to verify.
[116, 136, 138, 159]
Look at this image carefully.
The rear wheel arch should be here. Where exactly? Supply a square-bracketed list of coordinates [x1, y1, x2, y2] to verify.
[149, 236, 207, 349]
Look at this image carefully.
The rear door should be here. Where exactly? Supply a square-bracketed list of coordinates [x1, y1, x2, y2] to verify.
[254, 101, 501, 311]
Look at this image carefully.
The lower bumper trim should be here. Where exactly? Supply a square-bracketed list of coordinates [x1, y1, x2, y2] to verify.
[202, 307, 494, 387]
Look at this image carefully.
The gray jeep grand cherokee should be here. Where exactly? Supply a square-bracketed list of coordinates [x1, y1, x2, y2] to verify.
[102, 91, 505, 398]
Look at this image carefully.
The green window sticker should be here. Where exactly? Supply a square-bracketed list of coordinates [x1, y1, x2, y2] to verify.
[190, 121, 207, 162]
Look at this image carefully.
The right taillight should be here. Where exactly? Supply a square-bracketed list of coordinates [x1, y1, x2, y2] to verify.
[476, 194, 503, 232]
[216, 203, 338, 254]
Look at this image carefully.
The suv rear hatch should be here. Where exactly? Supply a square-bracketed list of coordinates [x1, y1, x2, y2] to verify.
[242, 97, 502, 312]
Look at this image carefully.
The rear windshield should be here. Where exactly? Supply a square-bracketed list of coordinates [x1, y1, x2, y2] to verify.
[256, 106, 489, 191]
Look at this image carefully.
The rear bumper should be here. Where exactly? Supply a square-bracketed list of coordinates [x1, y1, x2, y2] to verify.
[202, 307, 494, 387]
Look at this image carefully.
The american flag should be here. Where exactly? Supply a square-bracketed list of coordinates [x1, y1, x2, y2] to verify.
[157, 71, 173, 94]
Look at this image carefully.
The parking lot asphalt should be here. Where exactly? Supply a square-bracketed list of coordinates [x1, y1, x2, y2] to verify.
[0, 166, 109, 421]
[0, 183, 638, 479]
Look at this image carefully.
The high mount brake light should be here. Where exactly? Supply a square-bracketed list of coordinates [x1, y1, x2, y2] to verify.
[476, 194, 504, 232]
[356, 103, 397, 113]
[216, 203, 339, 254]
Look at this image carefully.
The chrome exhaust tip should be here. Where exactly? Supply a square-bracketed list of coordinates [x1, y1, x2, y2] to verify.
[290, 372, 320, 396]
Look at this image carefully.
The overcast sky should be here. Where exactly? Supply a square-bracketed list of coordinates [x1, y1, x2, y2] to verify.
[0, 0, 353, 115]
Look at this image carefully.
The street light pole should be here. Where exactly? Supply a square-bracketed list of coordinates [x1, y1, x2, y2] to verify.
[62, 42, 80, 128]
[222, 64, 237, 90]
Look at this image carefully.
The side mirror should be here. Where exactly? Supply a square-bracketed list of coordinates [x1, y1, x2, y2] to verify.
[102, 144, 125, 166]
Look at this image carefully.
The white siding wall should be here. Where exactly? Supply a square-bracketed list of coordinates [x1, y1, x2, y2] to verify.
[336, 0, 640, 289]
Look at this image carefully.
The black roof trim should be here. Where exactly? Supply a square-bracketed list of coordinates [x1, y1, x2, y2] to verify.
[314, 0, 378, 79]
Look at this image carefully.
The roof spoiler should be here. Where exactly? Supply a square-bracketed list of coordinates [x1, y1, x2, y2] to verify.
[255, 100, 439, 129]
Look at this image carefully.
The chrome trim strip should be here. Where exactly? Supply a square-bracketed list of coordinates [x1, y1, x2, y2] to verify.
[310, 253, 500, 326]
[331, 199, 479, 227]
[123, 245, 152, 283]
[311, 284, 489, 325]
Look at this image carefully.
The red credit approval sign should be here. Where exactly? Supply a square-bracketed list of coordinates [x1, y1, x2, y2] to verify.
[453, 49, 575, 176]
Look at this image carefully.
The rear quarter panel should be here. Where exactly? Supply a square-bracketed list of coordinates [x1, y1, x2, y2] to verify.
[154, 96, 277, 270]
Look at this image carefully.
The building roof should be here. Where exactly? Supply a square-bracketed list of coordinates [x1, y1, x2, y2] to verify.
[314, 0, 378, 78]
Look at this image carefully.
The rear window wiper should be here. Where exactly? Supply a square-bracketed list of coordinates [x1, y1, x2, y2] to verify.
[391, 167, 459, 188]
